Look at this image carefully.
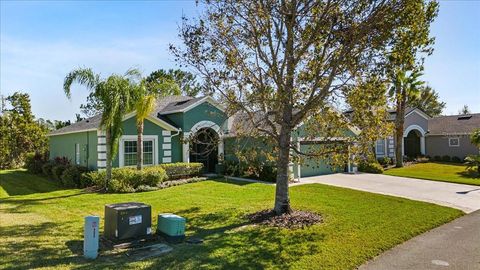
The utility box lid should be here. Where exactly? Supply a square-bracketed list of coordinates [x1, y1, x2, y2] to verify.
[106, 202, 149, 210]
[157, 213, 186, 237]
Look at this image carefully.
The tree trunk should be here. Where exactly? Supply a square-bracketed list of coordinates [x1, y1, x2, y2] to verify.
[137, 122, 143, 170]
[395, 93, 406, 167]
[274, 128, 292, 215]
[105, 127, 112, 191]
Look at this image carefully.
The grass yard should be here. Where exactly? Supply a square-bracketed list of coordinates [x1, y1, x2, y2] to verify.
[384, 162, 480, 186]
[0, 170, 463, 270]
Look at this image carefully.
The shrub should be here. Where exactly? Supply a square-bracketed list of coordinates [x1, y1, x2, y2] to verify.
[415, 156, 430, 163]
[441, 155, 451, 162]
[80, 171, 103, 188]
[158, 162, 203, 180]
[52, 165, 68, 181]
[377, 157, 391, 166]
[259, 165, 277, 182]
[25, 152, 47, 174]
[451, 156, 462, 163]
[358, 161, 383, 174]
[433, 155, 442, 162]
[41, 162, 55, 177]
[464, 155, 480, 174]
[61, 165, 88, 188]
[54, 156, 70, 166]
[224, 160, 240, 176]
[83, 167, 168, 193]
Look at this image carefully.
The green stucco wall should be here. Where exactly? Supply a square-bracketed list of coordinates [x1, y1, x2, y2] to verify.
[165, 102, 227, 132]
[49, 130, 98, 170]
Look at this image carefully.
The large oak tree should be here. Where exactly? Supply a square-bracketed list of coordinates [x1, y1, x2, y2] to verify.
[172, 0, 424, 214]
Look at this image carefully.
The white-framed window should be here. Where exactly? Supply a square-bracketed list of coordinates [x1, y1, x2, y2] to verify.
[119, 135, 158, 167]
[448, 137, 460, 147]
[75, 143, 80, 165]
[375, 139, 385, 156]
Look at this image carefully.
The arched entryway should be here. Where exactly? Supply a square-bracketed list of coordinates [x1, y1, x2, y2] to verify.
[189, 127, 219, 173]
[403, 125, 426, 157]
[404, 130, 421, 157]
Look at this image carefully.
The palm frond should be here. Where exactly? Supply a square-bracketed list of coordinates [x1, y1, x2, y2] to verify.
[63, 68, 99, 99]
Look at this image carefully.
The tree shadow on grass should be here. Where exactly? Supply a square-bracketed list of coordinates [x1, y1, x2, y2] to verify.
[456, 168, 480, 179]
[0, 170, 65, 197]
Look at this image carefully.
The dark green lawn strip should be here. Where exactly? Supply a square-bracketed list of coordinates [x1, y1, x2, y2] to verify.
[0, 170, 463, 270]
[0, 169, 63, 198]
[384, 162, 480, 186]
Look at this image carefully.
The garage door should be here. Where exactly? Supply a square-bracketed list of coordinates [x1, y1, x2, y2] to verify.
[299, 143, 342, 177]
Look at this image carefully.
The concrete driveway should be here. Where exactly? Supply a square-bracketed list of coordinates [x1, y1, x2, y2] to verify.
[295, 173, 480, 213]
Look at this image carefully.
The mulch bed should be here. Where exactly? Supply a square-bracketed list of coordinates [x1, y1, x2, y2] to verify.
[247, 209, 322, 229]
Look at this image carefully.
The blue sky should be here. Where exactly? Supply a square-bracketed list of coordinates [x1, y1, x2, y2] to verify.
[1, 1, 479, 120]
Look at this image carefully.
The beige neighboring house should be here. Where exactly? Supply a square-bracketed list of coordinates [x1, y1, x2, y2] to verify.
[375, 108, 480, 160]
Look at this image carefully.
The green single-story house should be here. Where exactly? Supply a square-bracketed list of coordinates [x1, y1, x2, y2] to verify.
[48, 96, 358, 180]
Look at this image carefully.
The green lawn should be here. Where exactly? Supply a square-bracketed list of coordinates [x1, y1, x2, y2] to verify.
[384, 162, 480, 186]
[0, 170, 463, 270]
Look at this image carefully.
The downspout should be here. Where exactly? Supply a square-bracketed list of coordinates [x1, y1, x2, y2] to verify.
[171, 128, 181, 138]
[170, 128, 182, 163]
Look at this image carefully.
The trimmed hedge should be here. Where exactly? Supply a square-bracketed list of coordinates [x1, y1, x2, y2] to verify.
[84, 167, 168, 193]
[158, 162, 204, 180]
[377, 157, 392, 166]
[79, 163, 204, 193]
[358, 161, 383, 174]
[451, 156, 462, 163]
[61, 165, 87, 188]
[441, 155, 451, 162]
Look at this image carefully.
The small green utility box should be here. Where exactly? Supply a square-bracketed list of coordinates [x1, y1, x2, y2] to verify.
[156, 213, 186, 243]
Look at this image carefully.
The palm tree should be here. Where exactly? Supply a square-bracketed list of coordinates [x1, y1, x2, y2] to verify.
[134, 90, 156, 170]
[63, 68, 140, 189]
[408, 85, 445, 116]
[389, 69, 424, 167]
[133, 76, 180, 170]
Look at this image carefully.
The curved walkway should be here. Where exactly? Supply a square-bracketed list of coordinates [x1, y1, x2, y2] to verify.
[295, 173, 480, 213]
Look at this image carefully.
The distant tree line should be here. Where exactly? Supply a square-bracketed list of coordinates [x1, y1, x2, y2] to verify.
[0, 92, 49, 169]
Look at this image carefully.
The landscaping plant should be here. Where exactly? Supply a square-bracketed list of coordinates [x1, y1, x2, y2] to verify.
[63, 68, 141, 190]
[172, 0, 438, 214]
[464, 155, 480, 175]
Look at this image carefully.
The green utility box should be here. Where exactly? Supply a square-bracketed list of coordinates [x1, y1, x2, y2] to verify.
[157, 214, 186, 243]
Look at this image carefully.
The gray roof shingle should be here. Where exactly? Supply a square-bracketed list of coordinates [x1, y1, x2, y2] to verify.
[49, 95, 196, 136]
[428, 113, 480, 135]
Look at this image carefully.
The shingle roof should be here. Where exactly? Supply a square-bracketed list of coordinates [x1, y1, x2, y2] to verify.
[48, 114, 102, 136]
[48, 95, 196, 136]
[428, 113, 480, 135]
[159, 96, 205, 114]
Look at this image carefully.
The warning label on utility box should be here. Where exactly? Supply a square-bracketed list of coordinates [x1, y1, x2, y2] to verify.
[129, 215, 142, 225]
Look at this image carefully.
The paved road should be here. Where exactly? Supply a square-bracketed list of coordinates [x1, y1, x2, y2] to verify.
[358, 210, 480, 270]
[296, 173, 480, 213]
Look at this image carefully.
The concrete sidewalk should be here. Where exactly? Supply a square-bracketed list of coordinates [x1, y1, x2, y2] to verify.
[296, 173, 480, 213]
[358, 210, 480, 270]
